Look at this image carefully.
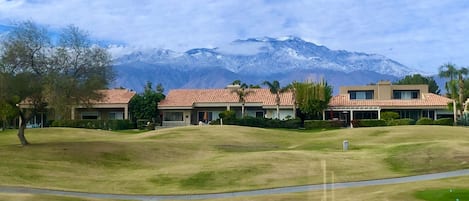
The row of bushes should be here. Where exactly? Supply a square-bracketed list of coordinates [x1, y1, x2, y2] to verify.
[51, 120, 134, 130]
[212, 116, 454, 129]
[304, 120, 344, 129]
[212, 117, 302, 129]
[416, 117, 453, 126]
[350, 117, 454, 128]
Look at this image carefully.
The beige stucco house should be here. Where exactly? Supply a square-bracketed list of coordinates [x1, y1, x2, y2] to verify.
[326, 81, 453, 124]
[71, 89, 136, 120]
[20, 89, 136, 128]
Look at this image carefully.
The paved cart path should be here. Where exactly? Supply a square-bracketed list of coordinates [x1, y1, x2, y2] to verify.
[1, 169, 469, 201]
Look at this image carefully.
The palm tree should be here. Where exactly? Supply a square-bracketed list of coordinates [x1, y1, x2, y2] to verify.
[439, 63, 468, 116]
[283, 81, 299, 119]
[231, 84, 253, 117]
[263, 80, 288, 119]
[457, 67, 468, 115]
[439, 63, 458, 98]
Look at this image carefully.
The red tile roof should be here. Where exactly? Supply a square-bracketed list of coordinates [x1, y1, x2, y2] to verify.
[19, 89, 136, 106]
[159, 88, 294, 107]
[329, 93, 452, 108]
[94, 89, 136, 104]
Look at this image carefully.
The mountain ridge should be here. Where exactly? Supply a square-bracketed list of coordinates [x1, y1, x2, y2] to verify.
[112, 36, 423, 92]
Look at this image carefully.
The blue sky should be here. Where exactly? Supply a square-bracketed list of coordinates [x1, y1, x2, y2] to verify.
[1, 0, 469, 73]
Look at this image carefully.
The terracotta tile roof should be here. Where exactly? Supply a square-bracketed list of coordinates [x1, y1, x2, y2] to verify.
[329, 93, 452, 108]
[19, 89, 136, 106]
[159, 88, 293, 107]
[93, 89, 136, 104]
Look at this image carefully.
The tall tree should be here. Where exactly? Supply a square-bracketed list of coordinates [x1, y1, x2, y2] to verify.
[394, 74, 440, 94]
[230, 84, 253, 117]
[1, 21, 50, 145]
[263, 80, 288, 119]
[439, 63, 468, 116]
[283, 81, 300, 119]
[294, 80, 333, 123]
[457, 67, 468, 115]
[46, 25, 114, 119]
[439, 63, 458, 98]
[129, 81, 165, 124]
[0, 21, 114, 145]
[0, 71, 18, 130]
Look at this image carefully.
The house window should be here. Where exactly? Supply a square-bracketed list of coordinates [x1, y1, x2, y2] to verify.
[109, 112, 124, 120]
[393, 90, 419, 99]
[396, 110, 420, 120]
[349, 91, 373, 100]
[256, 111, 264, 118]
[198, 112, 213, 123]
[164, 112, 184, 121]
[353, 111, 378, 119]
[81, 111, 98, 120]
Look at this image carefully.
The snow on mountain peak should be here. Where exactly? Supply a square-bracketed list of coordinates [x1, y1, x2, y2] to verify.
[113, 36, 422, 77]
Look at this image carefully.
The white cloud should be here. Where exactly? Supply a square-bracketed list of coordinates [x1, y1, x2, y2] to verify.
[1, 0, 469, 73]
[216, 41, 270, 56]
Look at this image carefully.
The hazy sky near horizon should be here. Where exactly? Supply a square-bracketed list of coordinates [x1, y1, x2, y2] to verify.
[1, 0, 469, 73]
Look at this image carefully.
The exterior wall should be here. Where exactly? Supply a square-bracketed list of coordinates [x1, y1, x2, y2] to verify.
[162, 110, 191, 127]
[74, 108, 126, 120]
[264, 109, 294, 120]
[339, 81, 429, 100]
[72, 103, 130, 120]
[245, 109, 265, 118]
[436, 109, 454, 119]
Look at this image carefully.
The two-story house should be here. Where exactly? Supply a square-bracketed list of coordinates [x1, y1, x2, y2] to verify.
[326, 81, 453, 125]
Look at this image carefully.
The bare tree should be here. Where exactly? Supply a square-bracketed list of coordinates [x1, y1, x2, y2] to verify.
[0, 21, 114, 145]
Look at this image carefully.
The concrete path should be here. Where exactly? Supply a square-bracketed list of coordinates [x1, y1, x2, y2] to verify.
[1, 169, 469, 201]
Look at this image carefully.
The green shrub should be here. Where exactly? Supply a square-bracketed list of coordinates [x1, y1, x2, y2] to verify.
[51, 119, 134, 130]
[381, 111, 400, 121]
[386, 118, 415, 126]
[304, 120, 343, 129]
[434, 118, 453, 126]
[212, 116, 301, 129]
[219, 110, 236, 120]
[416, 117, 434, 125]
[355, 119, 386, 127]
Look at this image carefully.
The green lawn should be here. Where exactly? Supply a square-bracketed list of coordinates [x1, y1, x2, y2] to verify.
[179, 176, 469, 201]
[0, 193, 124, 201]
[416, 189, 469, 201]
[0, 125, 468, 195]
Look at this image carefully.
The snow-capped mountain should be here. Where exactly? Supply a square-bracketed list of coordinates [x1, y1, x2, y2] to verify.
[112, 36, 422, 92]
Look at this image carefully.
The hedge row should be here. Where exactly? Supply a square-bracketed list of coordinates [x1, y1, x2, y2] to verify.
[350, 117, 454, 127]
[304, 120, 343, 129]
[415, 117, 454, 126]
[51, 120, 134, 130]
[212, 116, 455, 129]
[386, 118, 415, 126]
[352, 119, 387, 127]
[213, 117, 302, 129]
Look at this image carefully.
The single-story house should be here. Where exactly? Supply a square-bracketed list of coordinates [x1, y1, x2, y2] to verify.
[158, 85, 295, 127]
[326, 81, 453, 125]
[71, 89, 136, 120]
[19, 89, 136, 128]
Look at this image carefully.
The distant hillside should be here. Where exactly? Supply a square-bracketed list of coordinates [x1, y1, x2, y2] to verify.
[100, 37, 424, 92]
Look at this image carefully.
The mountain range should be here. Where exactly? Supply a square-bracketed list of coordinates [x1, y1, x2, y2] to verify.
[112, 36, 422, 93]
